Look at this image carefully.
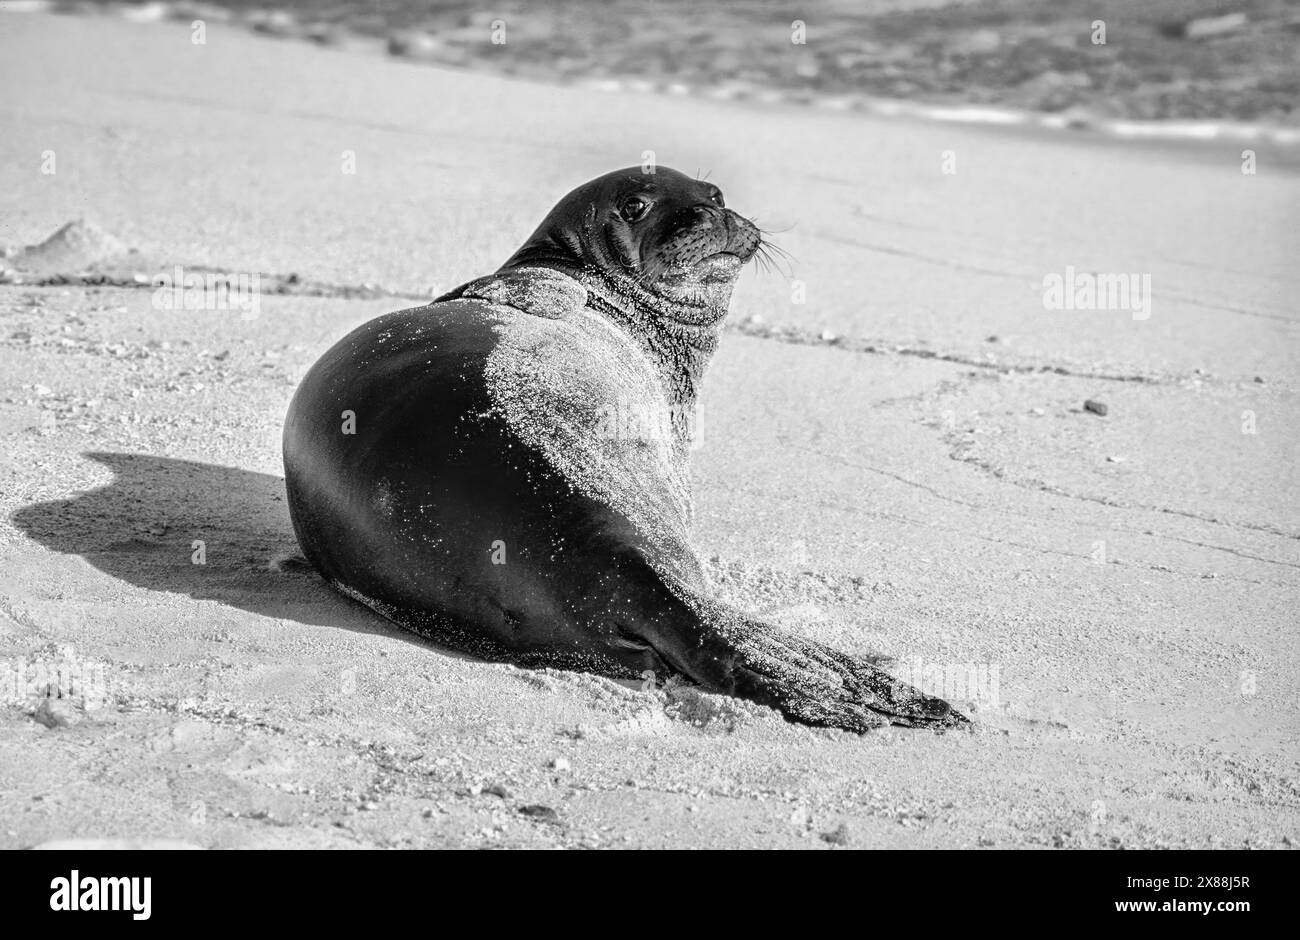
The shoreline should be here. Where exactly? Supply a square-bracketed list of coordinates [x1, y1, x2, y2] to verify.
[13, 0, 1299, 148]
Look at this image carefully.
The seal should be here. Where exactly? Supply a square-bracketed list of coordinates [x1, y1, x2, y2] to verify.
[283, 166, 966, 732]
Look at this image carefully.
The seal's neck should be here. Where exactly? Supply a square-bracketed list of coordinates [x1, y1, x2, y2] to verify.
[510, 256, 728, 417]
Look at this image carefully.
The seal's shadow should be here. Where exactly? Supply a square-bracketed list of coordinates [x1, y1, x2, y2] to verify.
[11, 451, 413, 641]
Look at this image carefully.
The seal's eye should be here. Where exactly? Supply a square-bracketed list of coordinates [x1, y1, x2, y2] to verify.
[619, 196, 651, 223]
[708, 188, 725, 208]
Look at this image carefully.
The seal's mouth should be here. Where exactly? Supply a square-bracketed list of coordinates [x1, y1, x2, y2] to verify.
[683, 251, 742, 283]
[643, 223, 756, 320]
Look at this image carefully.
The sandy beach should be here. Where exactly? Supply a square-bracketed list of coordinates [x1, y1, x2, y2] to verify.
[0, 9, 1296, 849]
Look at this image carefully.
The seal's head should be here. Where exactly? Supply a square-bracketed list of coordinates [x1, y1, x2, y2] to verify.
[502, 166, 762, 318]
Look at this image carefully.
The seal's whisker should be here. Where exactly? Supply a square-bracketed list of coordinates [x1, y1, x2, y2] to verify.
[752, 238, 794, 279]
[757, 238, 794, 261]
[755, 250, 784, 279]
[748, 216, 796, 236]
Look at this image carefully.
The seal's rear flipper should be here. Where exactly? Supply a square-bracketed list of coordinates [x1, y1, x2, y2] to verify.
[650, 592, 969, 733]
[724, 619, 969, 732]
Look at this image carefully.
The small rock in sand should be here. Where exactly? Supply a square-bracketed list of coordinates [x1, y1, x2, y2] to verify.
[519, 804, 559, 823]
[32, 697, 81, 729]
[821, 823, 851, 846]
[1083, 399, 1108, 416]
[550, 756, 571, 772]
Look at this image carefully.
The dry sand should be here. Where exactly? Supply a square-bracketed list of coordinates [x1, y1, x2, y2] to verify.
[0, 10, 1295, 848]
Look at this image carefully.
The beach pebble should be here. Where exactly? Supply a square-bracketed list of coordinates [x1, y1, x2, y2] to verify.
[1083, 399, 1108, 416]
[32, 697, 81, 729]
[821, 823, 851, 846]
[519, 804, 559, 823]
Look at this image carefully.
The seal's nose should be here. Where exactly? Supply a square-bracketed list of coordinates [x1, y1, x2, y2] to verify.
[689, 204, 735, 238]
